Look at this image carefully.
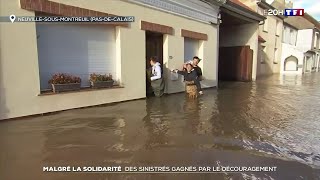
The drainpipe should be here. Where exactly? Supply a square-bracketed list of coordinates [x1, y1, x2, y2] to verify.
[216, 11, 221, 88]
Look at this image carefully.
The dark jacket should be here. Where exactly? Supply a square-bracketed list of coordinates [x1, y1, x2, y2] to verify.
[177, 70, 201, 92]
[193, 66, 202, 78]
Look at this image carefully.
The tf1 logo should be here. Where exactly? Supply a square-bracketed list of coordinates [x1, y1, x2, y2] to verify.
[264, 9, 304, 16]
[284, 9, 304, 16]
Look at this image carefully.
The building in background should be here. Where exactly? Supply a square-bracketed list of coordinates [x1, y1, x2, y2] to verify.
[272, 0, 320, 74]
[0, 0, 225, 120]
[238, 0, 285, 78]
[218, 0, 265, 82]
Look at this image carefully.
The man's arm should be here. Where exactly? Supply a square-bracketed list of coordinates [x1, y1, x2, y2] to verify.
[177, 70, 186, 76]
[150, 66, 162, 81]
[195, 67, 203, 80]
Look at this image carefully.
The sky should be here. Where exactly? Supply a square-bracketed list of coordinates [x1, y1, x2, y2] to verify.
[266, 0, 320, 20]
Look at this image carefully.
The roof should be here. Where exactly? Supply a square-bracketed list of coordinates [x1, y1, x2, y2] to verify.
[258, 35, 266, 42]
[303, 13, 320, 30]
[284, 13, 320, 30]
[229, 0, 255, 13]
[284, 16, 313, 30]
[271, 0, 320, 30]
[222, 0, 265, 22]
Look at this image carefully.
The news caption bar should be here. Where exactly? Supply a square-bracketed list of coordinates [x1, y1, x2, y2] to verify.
[4, 15, 134, 23]
[43, 165, 278, 173]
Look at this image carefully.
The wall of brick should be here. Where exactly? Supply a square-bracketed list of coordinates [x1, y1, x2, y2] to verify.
[181, 29, 208, 41]
[141, 21, 173, 35]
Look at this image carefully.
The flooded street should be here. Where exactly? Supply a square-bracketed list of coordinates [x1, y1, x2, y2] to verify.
[1, 74, 320, 180]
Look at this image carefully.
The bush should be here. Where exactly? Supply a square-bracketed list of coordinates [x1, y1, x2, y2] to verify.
[90, 73, 113, 82]
[48, 73, 81, 84]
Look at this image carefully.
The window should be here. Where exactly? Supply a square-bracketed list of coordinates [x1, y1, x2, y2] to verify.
[260, 45, 266, 63]
[314, 32, 318, 48]
[290, 29, 294, 45]
[318, 33, 320, 49]
[36, 24, 117, 90]
[314, 32, 319, 49]
[289, 29, 297, 45]
[184, 38, 200, 62]
[282, 26, 287, 42]
[276, 20, 280, 36]
[274, 48, 278, 63]
[263, 18, 268, 32]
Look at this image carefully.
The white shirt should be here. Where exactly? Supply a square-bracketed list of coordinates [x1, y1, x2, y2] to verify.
[151, 62, 162, 81]
[186, 60, 194, 65]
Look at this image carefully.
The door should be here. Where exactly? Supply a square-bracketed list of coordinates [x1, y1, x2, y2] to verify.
[146, 31, 163, 97]
[218, 46, 253, 81]
[284, 56, 298, 71]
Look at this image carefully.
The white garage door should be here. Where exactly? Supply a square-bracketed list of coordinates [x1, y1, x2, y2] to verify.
[284, 56, 298, 71]
[184, 38, 199, 63]
[36, 24, 116, 89]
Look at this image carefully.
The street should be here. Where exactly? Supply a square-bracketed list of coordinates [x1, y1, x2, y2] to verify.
[1, 74, 320, 180]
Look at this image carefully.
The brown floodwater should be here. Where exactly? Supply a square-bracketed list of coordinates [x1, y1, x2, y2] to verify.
[1, 74, 320, 180]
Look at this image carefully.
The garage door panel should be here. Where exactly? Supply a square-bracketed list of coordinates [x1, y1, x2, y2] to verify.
[37, 24, 116, 89]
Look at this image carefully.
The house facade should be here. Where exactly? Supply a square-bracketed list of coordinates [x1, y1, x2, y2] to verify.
[218, 0, 264, 82]
[271, 0, 320, 74]
[238, 0, 285, 77]
[0, 0, 224, 120]
[281, 21, 304, 73]
[296, 17, 320, 73]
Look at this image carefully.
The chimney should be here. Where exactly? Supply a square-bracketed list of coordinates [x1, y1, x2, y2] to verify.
[286, 0, 293, 8]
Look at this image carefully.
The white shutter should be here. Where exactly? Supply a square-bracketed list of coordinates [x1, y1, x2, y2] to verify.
[36, 24, 116, 89]
[184, 38, 199, 62]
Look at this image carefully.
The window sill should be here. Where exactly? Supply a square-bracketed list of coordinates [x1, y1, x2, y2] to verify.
[38, 85, 124, 96]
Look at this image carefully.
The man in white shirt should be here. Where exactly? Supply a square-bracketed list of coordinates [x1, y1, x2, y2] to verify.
[151, 62, 162, 81]
[150, 57, 165, 97]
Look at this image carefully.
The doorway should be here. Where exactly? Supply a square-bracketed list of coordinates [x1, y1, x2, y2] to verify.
[218, 11, 255, 82]
[284, 56, 298, 71]
[145, 31, 163, 97]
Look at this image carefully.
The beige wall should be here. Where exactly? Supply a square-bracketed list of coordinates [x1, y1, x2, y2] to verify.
[219, 23, 259, 80]
[239, 0, 258, 12]
[0, 0, 218, 120]
[258, 15, 283, 75]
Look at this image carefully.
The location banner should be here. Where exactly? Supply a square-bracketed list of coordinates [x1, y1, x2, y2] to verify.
[5, 15, 135, 23]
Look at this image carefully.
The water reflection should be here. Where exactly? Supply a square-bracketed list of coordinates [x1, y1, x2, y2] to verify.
[1, 74, 320, 179]
[143, 98, 170, 149]
[211, 83, 259, 141]
[183, 98, 201, 134]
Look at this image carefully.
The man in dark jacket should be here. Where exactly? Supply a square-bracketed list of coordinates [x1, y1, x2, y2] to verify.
[184, 56, 203, 95]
